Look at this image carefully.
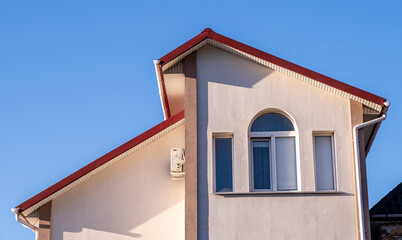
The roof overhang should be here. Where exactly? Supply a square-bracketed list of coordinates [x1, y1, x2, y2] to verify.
[15, 110, 185, 216]
[156, 28, 387, 118]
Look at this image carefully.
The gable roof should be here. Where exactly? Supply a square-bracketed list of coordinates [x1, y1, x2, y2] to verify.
[371, 182, 402, 216]
[15, 110, 185, 216]
[157, 28, 387, 118]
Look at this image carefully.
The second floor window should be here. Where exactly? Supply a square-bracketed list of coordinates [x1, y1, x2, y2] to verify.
[250, 112, 298, 191]
[314, 134, 336, 191]
[214, 137, 233, 192]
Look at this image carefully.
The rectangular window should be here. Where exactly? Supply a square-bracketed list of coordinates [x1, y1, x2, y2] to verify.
[214, 137, 233, 192]
[276, 137, 297, 190]
[314, 135, 335, 190]
[252, 140, 271, 190]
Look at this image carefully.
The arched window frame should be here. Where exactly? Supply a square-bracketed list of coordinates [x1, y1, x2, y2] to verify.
[248, 109, 301, 192]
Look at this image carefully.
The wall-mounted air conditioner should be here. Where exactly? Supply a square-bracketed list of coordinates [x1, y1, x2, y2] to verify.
[170, 148, 185, 180]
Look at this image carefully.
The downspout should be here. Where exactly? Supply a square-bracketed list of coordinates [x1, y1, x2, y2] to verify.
[153, 60, 170, 120]
[11, 208, 38, 240]
[353, 101, 390, 240]
[154, 60, 166, 119]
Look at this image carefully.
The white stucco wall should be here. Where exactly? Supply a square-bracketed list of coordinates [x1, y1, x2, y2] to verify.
[51, 125, 185, 240]
[196, 45, 359, 239]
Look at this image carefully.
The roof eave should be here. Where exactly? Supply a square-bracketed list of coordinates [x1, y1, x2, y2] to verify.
[15, 110, 185, 215]
[157, 28, 386, 113]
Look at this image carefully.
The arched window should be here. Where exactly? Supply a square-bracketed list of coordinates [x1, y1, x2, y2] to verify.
[250, 112, 298, 191]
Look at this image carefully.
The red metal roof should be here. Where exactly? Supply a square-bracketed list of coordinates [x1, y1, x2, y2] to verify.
[15, 110, 185, 213]
[159, 28, 386, 117]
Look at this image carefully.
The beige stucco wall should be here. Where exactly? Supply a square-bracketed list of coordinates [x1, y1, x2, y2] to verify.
[51, 125, 185, 240]
[164, 73, 185, 116]
[196, 45, 359, 239]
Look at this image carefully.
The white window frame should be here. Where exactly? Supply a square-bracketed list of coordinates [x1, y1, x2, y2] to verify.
[213, 133, 234, 193]
[313, 132, 337, 191]
[249, 128, 300, 192]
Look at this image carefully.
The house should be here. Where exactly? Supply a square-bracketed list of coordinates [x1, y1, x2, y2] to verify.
[12, 28, 390, 240]
[370, 182, 402, 240]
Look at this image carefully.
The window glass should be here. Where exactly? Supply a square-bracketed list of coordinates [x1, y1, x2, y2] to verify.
[250, 112, 298, 192]
[314, 136, 335, 190]
[253, 140, 271, 190]
[215, 138, 233, 192]
[276, 137, 297, 190]
[251, 113, 294, 132]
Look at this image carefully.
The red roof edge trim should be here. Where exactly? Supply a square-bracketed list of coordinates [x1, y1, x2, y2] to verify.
[159, 30, 209, 65]
[15, 110, 185, 212]
[211, 32, 386, 106]
[159, 28, 386, 106]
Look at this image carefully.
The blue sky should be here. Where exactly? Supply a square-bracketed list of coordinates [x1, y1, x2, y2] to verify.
[1, 1, 401, 239]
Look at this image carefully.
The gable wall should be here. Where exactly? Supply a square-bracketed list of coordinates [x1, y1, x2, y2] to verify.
[196, 45, 359, 239]
[50, 125, 185, 240]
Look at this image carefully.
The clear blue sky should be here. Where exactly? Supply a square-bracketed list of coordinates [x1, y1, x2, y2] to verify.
[1, 1, 401, 239]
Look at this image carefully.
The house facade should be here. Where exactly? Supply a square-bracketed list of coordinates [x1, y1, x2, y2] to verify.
[13, 28, 389, 240]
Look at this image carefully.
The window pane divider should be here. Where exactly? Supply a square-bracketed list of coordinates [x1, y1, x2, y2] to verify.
[249, 131, 296, 138]
[271, 136, 277, 191]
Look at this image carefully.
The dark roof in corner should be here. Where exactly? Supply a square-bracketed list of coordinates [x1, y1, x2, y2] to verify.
[15, 110, 185, 213]
[371, 182, 402, 215]
[158, 28, 386, 118]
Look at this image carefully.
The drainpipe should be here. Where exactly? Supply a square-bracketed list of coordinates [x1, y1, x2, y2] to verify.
[11, 208, 38, 240]
[353, 101, 390, 240]
[154, 60, 170, 120]
[153, 60, 164, 117]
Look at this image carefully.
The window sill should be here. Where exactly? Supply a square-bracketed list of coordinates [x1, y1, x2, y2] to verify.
[213, 190, 343, 196]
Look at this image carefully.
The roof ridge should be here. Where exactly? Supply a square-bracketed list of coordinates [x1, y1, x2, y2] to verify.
[202, 27, 214, 33]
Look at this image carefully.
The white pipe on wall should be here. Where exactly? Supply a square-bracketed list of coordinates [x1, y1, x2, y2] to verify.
[352, 101, 390, 240]
[153, 60, 168, 120]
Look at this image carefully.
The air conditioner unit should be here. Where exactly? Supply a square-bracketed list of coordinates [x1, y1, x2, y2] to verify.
[170, 148, 185, 180]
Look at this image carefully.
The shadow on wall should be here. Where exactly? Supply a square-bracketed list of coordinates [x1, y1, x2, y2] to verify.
[196, 45, 274, 240]
[198, 45, 275, 89]
[51, 131, 185, 239]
